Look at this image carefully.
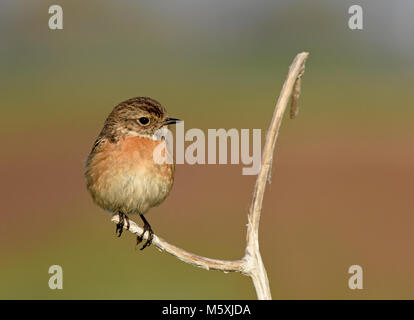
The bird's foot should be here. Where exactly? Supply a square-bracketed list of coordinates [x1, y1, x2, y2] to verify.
[136, 214, 154, 250]
[115, 212, 130, 237]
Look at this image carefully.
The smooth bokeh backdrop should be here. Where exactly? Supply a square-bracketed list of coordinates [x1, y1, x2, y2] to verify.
[1, 0, 413, 299]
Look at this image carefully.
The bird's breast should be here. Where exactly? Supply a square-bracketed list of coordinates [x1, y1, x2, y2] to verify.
[86, 136, 175, 215]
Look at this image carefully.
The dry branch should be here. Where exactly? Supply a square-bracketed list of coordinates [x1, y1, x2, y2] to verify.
[111, 52, 309, 300]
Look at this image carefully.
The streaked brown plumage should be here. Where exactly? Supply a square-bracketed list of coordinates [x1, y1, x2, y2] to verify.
[85, 97, 180, 249]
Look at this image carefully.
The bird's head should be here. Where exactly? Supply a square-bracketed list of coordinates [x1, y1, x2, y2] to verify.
[102, 97, 181, 141]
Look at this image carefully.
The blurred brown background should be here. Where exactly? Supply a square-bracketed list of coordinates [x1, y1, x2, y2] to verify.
[1, 0, 413, 299]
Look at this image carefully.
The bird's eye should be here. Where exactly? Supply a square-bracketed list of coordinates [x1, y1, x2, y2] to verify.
[138, 117, 150, 126]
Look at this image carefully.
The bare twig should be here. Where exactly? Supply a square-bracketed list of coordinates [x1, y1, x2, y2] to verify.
[245, 52, 309, 299]
[111, 215, 247, 273]
[111, 52, 309, 299]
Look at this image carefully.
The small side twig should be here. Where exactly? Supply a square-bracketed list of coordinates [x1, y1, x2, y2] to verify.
[290, 67, 305, 119]
[111, 52, 309, 300]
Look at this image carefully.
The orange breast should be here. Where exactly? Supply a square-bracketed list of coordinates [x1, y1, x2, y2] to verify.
[85, 135, 175, 214]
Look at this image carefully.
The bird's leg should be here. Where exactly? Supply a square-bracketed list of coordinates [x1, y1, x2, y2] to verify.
[136, 214, 154, 250]
[115, 211, 130, 237]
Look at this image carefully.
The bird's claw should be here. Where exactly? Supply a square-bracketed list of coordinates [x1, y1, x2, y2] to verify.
[115, 212, 130, 237]
[136, 218, 154, 250]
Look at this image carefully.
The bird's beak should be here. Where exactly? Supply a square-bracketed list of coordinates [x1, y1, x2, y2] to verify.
[163, 117, 182, 125]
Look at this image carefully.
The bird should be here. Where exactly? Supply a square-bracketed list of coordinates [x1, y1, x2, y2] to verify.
[85, 97, 180, 250]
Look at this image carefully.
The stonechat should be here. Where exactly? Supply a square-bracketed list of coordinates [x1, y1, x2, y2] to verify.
[85, 97, 180, 250]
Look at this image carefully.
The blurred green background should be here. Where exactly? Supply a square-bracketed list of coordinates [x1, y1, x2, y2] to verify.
[1, 0, 413, 299]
